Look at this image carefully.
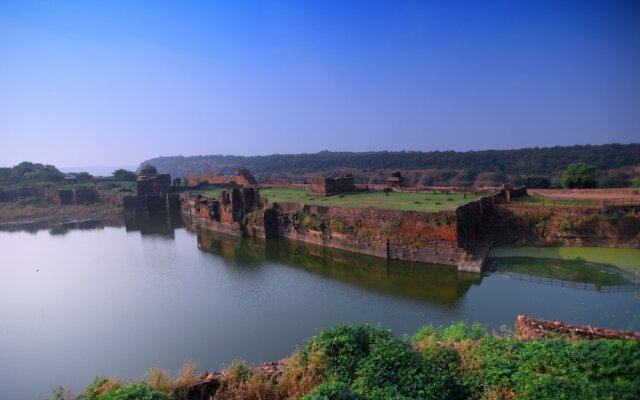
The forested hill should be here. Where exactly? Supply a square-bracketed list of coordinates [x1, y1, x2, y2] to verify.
[144, 143, 640, 187]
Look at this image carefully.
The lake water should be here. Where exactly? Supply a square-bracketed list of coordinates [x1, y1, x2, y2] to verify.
[1, 217, 638, 399]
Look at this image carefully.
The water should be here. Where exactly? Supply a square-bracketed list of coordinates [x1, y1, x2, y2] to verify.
[1, 217, 638, 399]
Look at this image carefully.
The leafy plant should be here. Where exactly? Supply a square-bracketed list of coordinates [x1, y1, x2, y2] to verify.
[98, 382, 170, 400]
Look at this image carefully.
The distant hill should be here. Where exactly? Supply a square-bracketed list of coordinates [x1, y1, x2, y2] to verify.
[143, 143, 640, 188]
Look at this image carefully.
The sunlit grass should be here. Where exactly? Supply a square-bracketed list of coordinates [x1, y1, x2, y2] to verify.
[259, 188, 475, 211]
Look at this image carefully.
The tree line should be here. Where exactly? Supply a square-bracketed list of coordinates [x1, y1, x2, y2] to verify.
[144, 143, 640, 188]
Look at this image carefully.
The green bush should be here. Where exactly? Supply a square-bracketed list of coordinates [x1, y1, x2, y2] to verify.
[300, 324, 467, 399]
[76, 323, 640, 400]
[98, 383, 170, 400]
[302, 382, 367, 400]
[463, 337, 640, 399]
[77, 377, 109, 400]
[562, 162, 598, 189]
[413, 322, 486, 343]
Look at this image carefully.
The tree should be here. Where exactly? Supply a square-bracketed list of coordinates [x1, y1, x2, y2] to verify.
[515, 176, 551, 189]
[112, 169, 137, 181]
[562, 163, 597, 189]
[598, 171, 630, 188]
[173, 177, 182, 186]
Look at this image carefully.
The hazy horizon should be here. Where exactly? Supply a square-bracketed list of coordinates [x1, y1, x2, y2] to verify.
[2, 1, 639, 167]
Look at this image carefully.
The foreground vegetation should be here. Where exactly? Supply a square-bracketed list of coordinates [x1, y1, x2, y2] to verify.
[260, 189, 474, 211]
[66, 322, 639, 400]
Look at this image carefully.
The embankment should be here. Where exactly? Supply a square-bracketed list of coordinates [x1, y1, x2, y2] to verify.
[485, 204, 640, 248]
[181, 188, 499, 268]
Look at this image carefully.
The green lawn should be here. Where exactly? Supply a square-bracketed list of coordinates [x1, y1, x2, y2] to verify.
[176, 186, 223, 198]
[259, 188, 475, 211]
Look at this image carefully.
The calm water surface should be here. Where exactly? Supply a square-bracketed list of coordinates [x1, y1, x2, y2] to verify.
[0, 217, 638, 399]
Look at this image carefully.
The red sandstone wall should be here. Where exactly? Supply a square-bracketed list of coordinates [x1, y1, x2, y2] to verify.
[271, 202, 465, 265]
[273, 202, 460, 244]
[186, 170, 258, 188]
[487, 204, 640, 247]
[181, 191, 477, 266]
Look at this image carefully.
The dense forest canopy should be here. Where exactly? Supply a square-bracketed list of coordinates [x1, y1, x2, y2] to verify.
[143, 144, 640, 187]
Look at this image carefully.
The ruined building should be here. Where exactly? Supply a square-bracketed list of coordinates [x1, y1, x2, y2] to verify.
[124, 164, 179, 215]
[311, 174, 354, 195]
[184, 187, 261, 236]
[387, 171, 406, 188]
[185, 168, 258, 188]
[136, 164, 171, 196]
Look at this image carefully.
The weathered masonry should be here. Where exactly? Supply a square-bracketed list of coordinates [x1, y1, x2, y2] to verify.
[311, 174, 355, 195]
[123, 164, 180, 216]
[180, 187, 512, 273]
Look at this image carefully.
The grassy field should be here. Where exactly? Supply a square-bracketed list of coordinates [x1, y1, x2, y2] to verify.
[259, 188, 474, 211]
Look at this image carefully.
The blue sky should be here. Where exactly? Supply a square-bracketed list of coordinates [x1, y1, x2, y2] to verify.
[0, 0, 639, 168]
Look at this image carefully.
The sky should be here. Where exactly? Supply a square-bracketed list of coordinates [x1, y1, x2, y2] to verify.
[0, 0, 639, 168]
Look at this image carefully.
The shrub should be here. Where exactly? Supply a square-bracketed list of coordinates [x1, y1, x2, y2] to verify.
[562, 163, 598, 189]
[461, 337, 640, 399]
[213, 361, 284, 400]
[98, 382, 170, 400]
[330, 218, 354, 234]
[413, 322, 486, 343]
[77, 377, 122, 400]
[299, 324, 457, 399]
[302, 382, 366, 400]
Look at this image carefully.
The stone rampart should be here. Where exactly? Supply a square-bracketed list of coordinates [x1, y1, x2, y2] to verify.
[181, 191, 498, 269]
[486, 204, 640, 248]
[270, 202, 465, 265]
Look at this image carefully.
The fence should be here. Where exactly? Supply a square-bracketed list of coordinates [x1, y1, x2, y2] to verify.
[499, 271, 639, 292]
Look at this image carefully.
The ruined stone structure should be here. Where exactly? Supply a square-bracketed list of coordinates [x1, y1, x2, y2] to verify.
[136, 164, 171, 196]
[123, 164, 179, 216]
[182, 187, 261, 236]
[499, 183, 527, 202]
[55, 188, 98, 205]
[311, 174, 354, 195]
[386, 171, 406, 188]
[182, 184, 640, 272]
[180, 187, 499, 270]
[185, 168, 258, 188]
[516, 315, 640, 340]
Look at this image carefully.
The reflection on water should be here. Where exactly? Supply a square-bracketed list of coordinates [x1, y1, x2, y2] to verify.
[0, 218, 111, 235]
[486, 257, 639, 291]
[0, 216, 638, 399]
[124, 214, 184, 237]
[196, 230, 480, 307]
[0, 214, 184, 237]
